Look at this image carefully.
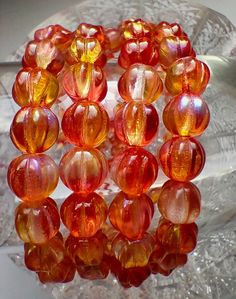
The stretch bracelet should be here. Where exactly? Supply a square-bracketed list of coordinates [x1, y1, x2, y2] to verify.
[7, 19, 210, 284]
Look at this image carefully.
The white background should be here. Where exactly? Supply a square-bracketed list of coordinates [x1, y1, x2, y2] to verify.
[0, 1, 235, 298]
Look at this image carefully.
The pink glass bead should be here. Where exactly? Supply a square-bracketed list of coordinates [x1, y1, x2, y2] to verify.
[59, 147, 108, 193]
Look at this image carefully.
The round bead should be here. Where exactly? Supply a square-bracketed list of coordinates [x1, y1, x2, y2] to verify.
[118, 63, 163, 104]
[62, 101, 109, 147]
[10, 106, 59, 153]
[109, 192, 154, 240]
[60, 192, 108, 238]
[12, 67, 59, 108]
[118, 37, 158, 69]
[163, 93, 210, 136]
[63, 62, 107, 102]
[165, 57, 210, 96]
[121, 19, 153, 40]
[158, 36, 194, 68]
[69, 36, 102, 64]
[111, 147, 158, 195]
[159, 137, 205, 182]
[158, 180, 201, 224]
[112, 233, 155, 268]
[59, 147, 108, 193]
[154, 22, 184, 44]
[15, 198, 60, 244]
[114, 102, 158, 146]
[156, 218, 198, 254]
[8, 154, 59, 202]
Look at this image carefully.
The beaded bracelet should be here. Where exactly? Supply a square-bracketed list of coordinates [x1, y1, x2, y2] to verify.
[7, 19, 210, 284]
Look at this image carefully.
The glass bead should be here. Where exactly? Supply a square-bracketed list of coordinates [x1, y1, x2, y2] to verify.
[69, 36, 102, 64]
[118, 63, 163, 104]
[154, 22, 184, 44]
[10, 106, 59, 153]
[8, 154, 59, 202]
[114, 102, 159, 146]
[15, 198, 60, 244]
[105, 27, 122, 53]
[118, 37, 158, 69]
[62, 101, 109, 147]
[111, 147, 158, 195]
[158, 36, 194, 68]
[63, 62, 107, 102]
[112, 233, 155, 268]
[22, 40, 38, 68]
[121, 18, 153, 40]
[76, 23, 108, 50]
[158, 180, 201, 224]
[163, 93, 210, 136]
[109, 192, 154, 240]
[12, 67, 59, 107]
[65, 230, 107, 266]
[165, 57, 210, 96]
[156, 218, 198, 254]
[60, 192, 108, 238]
[77, 259, 109, 280]
[159, 137, 205, 182]
[59, 147, 108, 193]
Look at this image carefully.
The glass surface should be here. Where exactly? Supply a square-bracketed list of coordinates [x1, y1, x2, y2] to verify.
[1, 0, 236, 298]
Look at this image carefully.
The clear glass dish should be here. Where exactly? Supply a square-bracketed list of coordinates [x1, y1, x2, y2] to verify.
[1, 0, 236, 298]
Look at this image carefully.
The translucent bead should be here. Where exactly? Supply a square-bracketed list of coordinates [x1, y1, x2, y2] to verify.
[114, 102, 159, 146]
[77, 259, 109, 280]
[118, 37, 158, 69]
[8, 154, 59, 202]
[76, 23, 108, 50]
[65, 230, 107, 265]
[109, 192, 154, 240]
[118, 63, 163, 104]
[59, 147, 108, 193]
[60, 192, 108, 238]
[156, 218, 198, 254]
[158, 36, 194, 68]
[158, 180, 201, 224]
[105, 27, 122, 53]
[10, 106, 59, 153]
[154, 22, 184, 43]
[163, 93, 210, 136]
[24, 233, 76, 283]
[62, 101, 109, 147]
[121, 18, 153, 40]
[63, 62, 107, 102]
[69, 36, 102, 64]
[15, 198, 60, 244]
[112, 233, 155, 268]
[165, 57, 210, 96]
[23, 40, 64, 74]
[12, 67, 59, 107]
[159, 137, 205, 182]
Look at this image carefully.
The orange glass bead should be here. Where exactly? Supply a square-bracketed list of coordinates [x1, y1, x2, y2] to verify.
[158, 180, 201, 224]
[159, 137, 205, 182]
[65, 230, 107, 265]
[111, 147, 158, 195]
[60, 192, 108, 238]
[112, 233, 155, 268]
[114, 102, 159, 146]
[8, 154, 59, 202]
[105, 27, 122, 53]
[118, 63, 163, 104]
[10, 106, 59, 153]
[118, 37, 158, 69]
[156, 218, 198, 254]
[121, 18, 153, 40]
[12, 67, 59, 108]
[15, 198, 60, 244]
[163, 93, 210, 136]
[154, 22, 184, 44]
[62, 101, 109, 147]
[59, 147, 108, 193]
[165, 57, 210, 96]
[76, 23, 108, 50]
[77, 259, 110, 280]
[69, 36, 102, 64]
[109, 192, 154, 240]
[63, 62, 107, 102]
[158, 36, 194, 68]
[22, 40, 38, 68]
